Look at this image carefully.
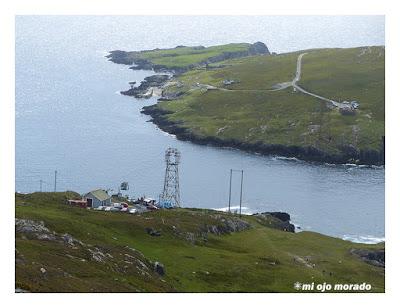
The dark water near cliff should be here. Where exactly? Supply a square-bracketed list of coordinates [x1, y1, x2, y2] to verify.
[15, 16, 385, 242]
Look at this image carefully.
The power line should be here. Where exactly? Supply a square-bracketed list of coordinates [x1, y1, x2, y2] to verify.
[54, 170, 57, 192]
[239, 170, 244, 217]
[227, 169, 244, 216]
[228, 169, 233, 212]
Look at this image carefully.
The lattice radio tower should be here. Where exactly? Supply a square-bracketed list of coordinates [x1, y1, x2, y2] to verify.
[161, 148, 181, 207]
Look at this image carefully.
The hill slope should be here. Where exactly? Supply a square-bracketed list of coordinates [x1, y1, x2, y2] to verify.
[16, 192, 384, 292]
[107, 42, 270, 73]
[136, 46, 384, 164]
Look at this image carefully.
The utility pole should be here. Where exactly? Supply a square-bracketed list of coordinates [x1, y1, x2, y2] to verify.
[40, 179, 43, 192]
[239, 170, 244, 217]
[54, 170, 57, 192]
[227, 169, 244, 216]
[228, 169, 232, 213]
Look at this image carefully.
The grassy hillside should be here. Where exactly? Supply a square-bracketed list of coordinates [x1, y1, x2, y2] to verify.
[140, 44, 251, 68]
[147, 46, 384, 164]
[107, 42, 269, 71]
[298, 47, 385, 150]
[168, 51, 301, 90]
[15, 192, 384, 292]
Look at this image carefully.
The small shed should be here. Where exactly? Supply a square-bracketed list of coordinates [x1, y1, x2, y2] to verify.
[84, 189, 112, 208]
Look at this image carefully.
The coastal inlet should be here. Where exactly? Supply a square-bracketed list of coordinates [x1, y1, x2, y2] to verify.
[16, 17, 384, 243]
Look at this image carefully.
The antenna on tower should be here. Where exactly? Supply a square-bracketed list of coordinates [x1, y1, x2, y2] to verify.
[160, 148, 181, 208]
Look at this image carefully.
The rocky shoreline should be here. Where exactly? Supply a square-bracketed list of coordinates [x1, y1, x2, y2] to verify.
[141, 105, 385, 166]
[108, 43, 384, 166]
[109, 42, 270, 98]
[120, 74, 170, 98]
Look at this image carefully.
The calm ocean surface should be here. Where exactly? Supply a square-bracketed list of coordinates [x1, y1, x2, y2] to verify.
[15, 16, 385, 242]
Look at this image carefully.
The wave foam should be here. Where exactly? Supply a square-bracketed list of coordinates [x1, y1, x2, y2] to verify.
[274, 156, 300, 162]
[342, 235, 385, 244]
[213, 206, 252, 215]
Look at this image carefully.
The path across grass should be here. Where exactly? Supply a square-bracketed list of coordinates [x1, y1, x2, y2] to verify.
[195, 52, 353, 111]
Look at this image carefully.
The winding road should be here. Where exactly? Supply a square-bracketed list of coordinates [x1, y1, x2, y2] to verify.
[277, 52, 348, 108]
[195, 52, 350, 109]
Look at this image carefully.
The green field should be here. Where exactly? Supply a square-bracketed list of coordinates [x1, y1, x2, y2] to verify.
[168, 51, 302, 90]
[15, 192, 384, 292]
[114, 43, 254, 69]
[151, 46, 384, 163]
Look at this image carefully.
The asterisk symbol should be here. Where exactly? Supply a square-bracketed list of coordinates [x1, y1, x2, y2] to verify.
[293, 281, 302, 290]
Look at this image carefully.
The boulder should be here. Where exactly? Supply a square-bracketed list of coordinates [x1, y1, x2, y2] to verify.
[154, 261, 165, 276]
[121, 74, 170, 98]
[265, 212, 291, 222]
[16, 219, 50, 234]
[350, 248, 385, 267]
[146, 227, 161, 236]
[253, 212, 295, 232]
[249, 42, 270, 55]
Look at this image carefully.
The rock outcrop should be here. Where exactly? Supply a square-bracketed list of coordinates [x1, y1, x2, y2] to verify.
[350, 248, 385, 267]
[249, 41, 270, 55]
[200, 215, 251, 235]
[266, 212, 291, 222]
[171, 212, 251, 245]
[16, 219, 54, 238]
[146, 227, 162, 237]
[253, 212, 295, 233]
[121, 74, 170, 98]
[153, 261, 165, 276]
[15, 219, 166, 280]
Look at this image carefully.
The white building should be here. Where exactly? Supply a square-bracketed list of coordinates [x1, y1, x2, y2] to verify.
[83, 189, 112, 208]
